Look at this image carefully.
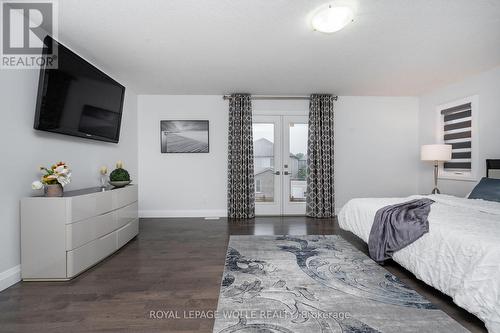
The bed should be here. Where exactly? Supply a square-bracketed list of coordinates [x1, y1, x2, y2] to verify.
[338, 160, 500, 333]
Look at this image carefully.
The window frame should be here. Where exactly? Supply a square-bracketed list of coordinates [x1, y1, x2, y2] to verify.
[435, 95, 479, 181]
[255, 179, 262, 193]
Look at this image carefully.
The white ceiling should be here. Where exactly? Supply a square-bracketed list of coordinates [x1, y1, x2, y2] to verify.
[57, 0, 500, 96]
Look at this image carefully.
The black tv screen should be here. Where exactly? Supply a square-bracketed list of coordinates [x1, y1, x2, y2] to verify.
[34, 36, 125, 143]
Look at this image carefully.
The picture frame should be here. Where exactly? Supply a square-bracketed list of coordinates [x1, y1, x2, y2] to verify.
[160, 120, 209, 153]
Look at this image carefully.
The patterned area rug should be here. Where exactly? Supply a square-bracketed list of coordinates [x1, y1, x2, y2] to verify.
[213, 235, 469, 333]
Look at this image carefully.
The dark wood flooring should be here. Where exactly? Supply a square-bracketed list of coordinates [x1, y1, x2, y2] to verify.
[0, 217, 487, 333]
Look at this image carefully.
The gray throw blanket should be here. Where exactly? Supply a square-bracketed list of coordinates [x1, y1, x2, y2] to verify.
[368, 198, 434, 263]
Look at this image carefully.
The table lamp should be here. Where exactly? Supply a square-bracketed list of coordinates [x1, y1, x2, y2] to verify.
[421, 144, 452, 194]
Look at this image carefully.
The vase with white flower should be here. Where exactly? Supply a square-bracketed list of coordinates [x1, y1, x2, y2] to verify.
[32, 162, 72, 197]
[99, 166, 108, 188]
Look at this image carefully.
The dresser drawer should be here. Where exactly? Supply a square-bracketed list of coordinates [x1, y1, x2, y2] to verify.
[66, 231, 117, 277]
[117, 219, 139, 249]
[66, 211, 117, 250]
[112, 186, 138, 210]
[116, 202, 139, 229]
[70, 190, 114, 222]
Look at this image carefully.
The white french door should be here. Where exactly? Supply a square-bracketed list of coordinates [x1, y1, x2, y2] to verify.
[253, 115, 309, 216]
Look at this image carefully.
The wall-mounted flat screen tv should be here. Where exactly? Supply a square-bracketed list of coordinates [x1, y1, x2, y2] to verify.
[34, 36, 125, 143]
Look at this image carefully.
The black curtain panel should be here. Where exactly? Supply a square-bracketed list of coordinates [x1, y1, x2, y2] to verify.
[306, 94, 336, 218]
[227, 94, 255, 219]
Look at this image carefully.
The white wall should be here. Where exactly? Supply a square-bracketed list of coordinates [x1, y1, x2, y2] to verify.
[335, 97, 419, 208]
[418, 66, 500, 196]
[138, 95, 419, 216]
[0, 70, 138, 291]
[138, 96, 228, 217]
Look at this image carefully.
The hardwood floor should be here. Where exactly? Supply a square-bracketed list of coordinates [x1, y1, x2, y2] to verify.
[0, 217, 486, 333]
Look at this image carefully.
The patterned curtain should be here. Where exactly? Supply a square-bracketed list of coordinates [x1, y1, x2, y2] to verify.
[306, 94, 336, 218]
[227, 94, 255, 219]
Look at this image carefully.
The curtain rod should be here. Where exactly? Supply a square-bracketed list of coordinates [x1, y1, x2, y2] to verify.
[222, 95, 338, 101]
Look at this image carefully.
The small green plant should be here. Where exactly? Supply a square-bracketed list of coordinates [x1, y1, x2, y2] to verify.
[110, 161, 130, 181]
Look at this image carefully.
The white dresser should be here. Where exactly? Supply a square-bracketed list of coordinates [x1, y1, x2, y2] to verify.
[21, 185, 138, 281]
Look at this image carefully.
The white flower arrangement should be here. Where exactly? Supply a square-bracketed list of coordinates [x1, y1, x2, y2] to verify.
[100, 166, 108, 175]
[99, 165, 108, 187]
[32, 162, 72, 190]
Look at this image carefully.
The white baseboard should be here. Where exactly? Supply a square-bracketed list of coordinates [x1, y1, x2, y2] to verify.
[0, 265, 21, 292]
[139, 209, 227, 218]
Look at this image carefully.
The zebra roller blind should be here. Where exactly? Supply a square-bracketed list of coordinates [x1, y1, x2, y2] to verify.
[441, 102, 472, 171]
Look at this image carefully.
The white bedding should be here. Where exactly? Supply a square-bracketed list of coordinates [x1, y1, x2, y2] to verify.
[338, 194, 500, 333]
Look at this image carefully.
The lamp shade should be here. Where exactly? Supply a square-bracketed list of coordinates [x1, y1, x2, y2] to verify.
[421, 144, 452, 161]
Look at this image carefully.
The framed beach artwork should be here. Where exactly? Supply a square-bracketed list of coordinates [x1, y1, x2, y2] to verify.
[160, 120, 209, 153]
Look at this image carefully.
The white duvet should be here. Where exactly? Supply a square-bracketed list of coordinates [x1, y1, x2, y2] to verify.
[338, 194, 500, 333]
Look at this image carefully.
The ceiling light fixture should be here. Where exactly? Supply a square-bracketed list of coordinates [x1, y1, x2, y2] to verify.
[311, 4, 354, 33]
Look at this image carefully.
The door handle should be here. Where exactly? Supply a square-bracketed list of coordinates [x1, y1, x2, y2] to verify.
[283, 171, 290, 176]
[273, 171, 280, 175]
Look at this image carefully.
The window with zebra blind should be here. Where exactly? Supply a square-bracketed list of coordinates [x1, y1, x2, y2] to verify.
[437, 96, 479, 181]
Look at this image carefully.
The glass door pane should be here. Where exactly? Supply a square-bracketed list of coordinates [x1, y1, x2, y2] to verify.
[253, 116, 282, 216]
[253, 123, 275, 203]
[288, 123, 308, 202]
[282, 116, 308, 216]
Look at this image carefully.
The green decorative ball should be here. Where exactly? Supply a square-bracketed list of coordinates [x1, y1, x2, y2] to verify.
[110, 168, 130, 181]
